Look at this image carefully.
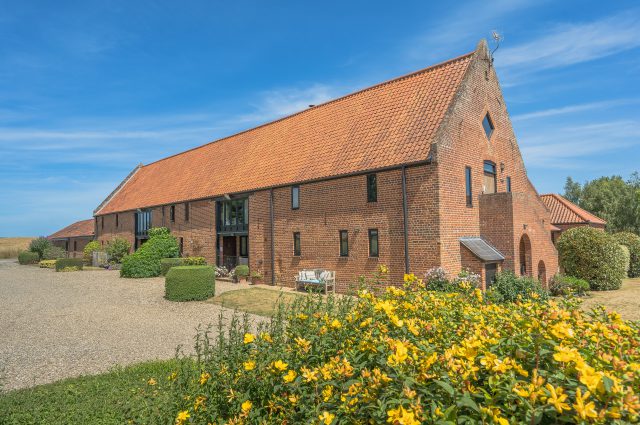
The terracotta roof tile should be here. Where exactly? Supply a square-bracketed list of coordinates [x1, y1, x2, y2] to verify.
[540, 194, 606, 226]
[97, 50, 476, 215]
[48, 219, 95, 239]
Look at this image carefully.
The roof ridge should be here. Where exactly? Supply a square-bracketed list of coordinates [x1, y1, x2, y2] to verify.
[141, 50, 477, 169]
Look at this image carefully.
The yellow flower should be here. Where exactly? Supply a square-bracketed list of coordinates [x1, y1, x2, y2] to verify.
[302, 367, 318, 382]
[241, 400, 252, 413]
[545, 384, 570, 413]
[378, 264, 389, 274]
[194, 395, 206, 411]
[319, 411, 335, 424]
[283, 369, 297, 383]
[295, 337, 311, 352]
[322, 385, 333, 401]
[260, 332, 273, 342]
[175, 410, 190, 424]
[243, 333, 255, 344]
[273, 360, 288, 371]
[387, 340, 409, 366]
[550, 322, 574, 340]
[387, 405, 420, 425]
[147, 378, 157, 386]
[243, 360, 256, 371]
[168, 372, 177, 381]
[288, 394, 299, 405]
[330, 319, 342, 329]
[297, 313, 308, 320]
[573, 388, 597, 420]
[199, 372, 211, 385]
[553, 345, 581, 363]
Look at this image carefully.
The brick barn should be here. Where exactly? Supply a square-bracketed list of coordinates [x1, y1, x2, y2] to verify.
[94, 40, 558, 290]
[540, 193, 607, 244]
[49, 219, 95, 258]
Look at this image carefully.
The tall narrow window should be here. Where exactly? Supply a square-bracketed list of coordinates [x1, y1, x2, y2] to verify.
[74, 240, 77, 251]
[240, 235, 248, 257]
[465, 166, 473, 207]
[482, 113, 494, 140]
[339, 230, 349, 257]
[179, 237, 184, 256]
[368, 229, 379, 257]
[184, 203, 190, 222]
[291, 186, 300, 210]
[483, 161, 497, 194]
[170, 205, 175, 222]
[293, 232, 301, 256]
[101, 216, 104, 229]
[367, 174, 377, 202]
[115, 214, 119, 228]
[506, 176, 512, 193]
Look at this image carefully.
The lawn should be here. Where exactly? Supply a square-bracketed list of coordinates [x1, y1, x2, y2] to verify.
[0, 360, 178, 424]
[580, 277, 640, 321]
[207, 287, 302, 316]
[0, 237, 33, 259]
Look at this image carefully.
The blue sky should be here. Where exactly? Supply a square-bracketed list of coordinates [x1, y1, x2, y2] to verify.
[0, 0, 638, 236]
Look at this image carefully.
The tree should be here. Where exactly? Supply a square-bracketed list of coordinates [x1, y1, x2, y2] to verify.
[563, 176, 582, 204]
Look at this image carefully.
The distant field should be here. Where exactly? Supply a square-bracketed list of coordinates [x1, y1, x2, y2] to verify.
[0, 237, 34, 259]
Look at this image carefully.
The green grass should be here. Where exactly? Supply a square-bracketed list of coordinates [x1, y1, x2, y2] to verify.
[207, 287, 302, 317]
[0, 359, 178, 424]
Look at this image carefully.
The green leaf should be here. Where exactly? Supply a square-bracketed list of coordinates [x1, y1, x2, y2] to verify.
[434, 380, 455, 396]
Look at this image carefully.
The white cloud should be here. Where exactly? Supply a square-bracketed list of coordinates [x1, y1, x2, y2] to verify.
[511, 99, 638, 121]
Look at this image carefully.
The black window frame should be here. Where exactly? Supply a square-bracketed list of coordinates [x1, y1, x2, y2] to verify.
[482, 113, 494, 140]
[73, 240, 77, 251]
[170, 205, 175, 222]
[465, 166, 473, 207]
[115, 213, 119, 228]
[368, 228, 379, 257]
[184, 202, 190, 222]
[366, 173, 377, 203]
[240, 235, 248, 257]
[506, 176, 512, 193]
[339, 230, 349, 257]
[101, 216, 104, 230]
[293, 232, 301, 256]
[291, 185, 300, 210]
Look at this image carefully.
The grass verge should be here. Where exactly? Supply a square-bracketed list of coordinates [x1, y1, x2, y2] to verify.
[0, 237, 33, 259]
[0, 359, 178, 424]
[580, 277, 640, 321]
[207, 287, 302, 317]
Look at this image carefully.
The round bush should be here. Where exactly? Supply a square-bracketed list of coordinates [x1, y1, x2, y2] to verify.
[83, 240, 101, 264]
[18, 251, 39, 265]
[106, 237, 131, 263]
[612, 231, 640, 278]
[121, 228, 180, 278]
[234, 264, 250, 278]
[557, 227, 626, 291]
[161, 258, 185, 276]
[165, 266, 215, 301]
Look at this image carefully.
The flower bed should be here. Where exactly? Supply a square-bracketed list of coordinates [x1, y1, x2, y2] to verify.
[133, 273, 640, 424]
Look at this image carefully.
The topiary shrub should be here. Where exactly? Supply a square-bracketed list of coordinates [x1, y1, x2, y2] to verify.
[55, 258, 84, 271]
[39, 260, 57, 269]
[183, 256, 206, 266]
[161, 258, 184, 276]
[29, 237, 52, 260]
[105, 237, 131, 263]
[18, 251, 39, 265]
[165, 266, 215, 301]
[557, 227, 627, 290]
[83, 240, 101, 264]
[619, 245, 631, 277]
[121, 228, 180, 278]
[549, 274, 590, 296]
[487, 270, 548, 303]
[42, 246, 66, 260]
[612, 231, 640, 278]
[234, 264, 249, 277]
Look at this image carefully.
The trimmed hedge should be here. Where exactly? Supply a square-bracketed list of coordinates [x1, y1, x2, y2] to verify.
[55, 258, 84, 271]
[18, 251, 39, 265]
[183, 256, 206, 266]
[39, 260, 56, 269]
[612, 231, 640, 278]
[549, 274, 590, 296]
[620, 245, 631, 277]
[557, 226, 626, 290]
[161, 258, 184, 276]
[165, 266, 215, 301]
[121, 228, 180, 278]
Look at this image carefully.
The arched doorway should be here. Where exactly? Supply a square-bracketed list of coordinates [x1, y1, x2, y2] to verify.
[537, 260, 547, 284]
[519, 234, 532, 276]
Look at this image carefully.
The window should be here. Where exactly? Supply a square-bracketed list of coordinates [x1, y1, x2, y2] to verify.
[135, 209, 152, 238]
[367, 174, 377, 202]
[483, 161, 497, 194]
[73, 241, 77, 251]
[482, 113, 494, 140]
[101, 216, 104, 230]
[465, 166, 473, 207]
[179, 237, 184, 256]
[217, 198, 248, 233]
[170, 205, 175, 222]
[184, 203, 190, 222]
[291, 186, 300, 210]
[240, 235, 248, 257]
[115, 214, 119, 228]
[293, 232, 301, 256]
[368, 229, 379, 257]
[506, 176, 512, 193]
[339, 230, 349, 257]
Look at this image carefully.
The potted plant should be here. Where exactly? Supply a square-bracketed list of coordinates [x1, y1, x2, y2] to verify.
[250, 271, 263, 285]
[234, 265, 250, 284]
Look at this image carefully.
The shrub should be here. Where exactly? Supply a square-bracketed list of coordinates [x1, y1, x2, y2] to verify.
[18, 251, 39, 265]
[29, 237, 52, 259]
[164, 266, 215, 301]
[487, 270, 548, 303]
[42, 245, 67, 260]
[39, 260, 56, 269]
[557, 227, 627, 290]
[55, 258, 84, 271]
[105, 237, 131, 263]
[161, 258, 184, 276]
[423, 266, 452, 291]
[234, 264, 250, 278]
[549, 274, 590, 296]
[121, 228, 180, 278]
[138, 273, 640, 424]
[83, 240, 101, 264]
[619, 245, 631, 277]
[183, 256, 206, 266]
[612, 231, 640, 278]
[215, 266, 229, 278]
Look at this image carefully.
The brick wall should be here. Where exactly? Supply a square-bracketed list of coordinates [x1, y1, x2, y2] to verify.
[51, 237, 93, 258]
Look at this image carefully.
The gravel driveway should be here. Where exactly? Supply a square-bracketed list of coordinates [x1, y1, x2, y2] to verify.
[0, 259, 261, 391]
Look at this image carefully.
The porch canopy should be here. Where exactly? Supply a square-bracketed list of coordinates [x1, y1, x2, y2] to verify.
[459, 237, 505, 262]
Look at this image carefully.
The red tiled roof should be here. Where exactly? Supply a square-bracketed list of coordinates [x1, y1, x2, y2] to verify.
[48, 219, 95, 239]
[96, 48, 477, 215]
[540, 194, 606, 226]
